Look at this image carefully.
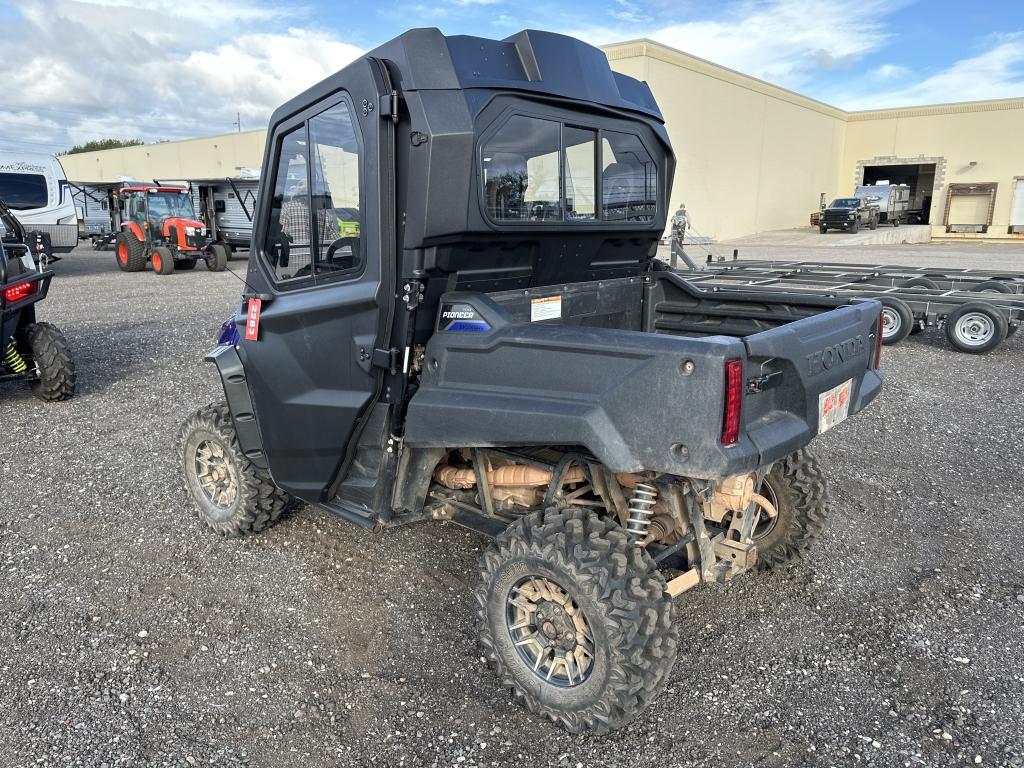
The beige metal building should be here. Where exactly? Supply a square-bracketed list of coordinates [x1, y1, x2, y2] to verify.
[59, 38, 1024, 242]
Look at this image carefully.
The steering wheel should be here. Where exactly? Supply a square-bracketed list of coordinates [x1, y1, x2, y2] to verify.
[325, 237, 360, 268]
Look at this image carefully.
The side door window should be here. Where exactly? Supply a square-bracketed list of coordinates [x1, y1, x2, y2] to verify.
[264, 127, 312, 282]
[308, 101, 362, 277]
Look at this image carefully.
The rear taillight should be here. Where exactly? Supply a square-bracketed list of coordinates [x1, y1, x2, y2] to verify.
[3, 280, 36, 303]
[721, 358, 743, 446]
[873, 310, 883, 369]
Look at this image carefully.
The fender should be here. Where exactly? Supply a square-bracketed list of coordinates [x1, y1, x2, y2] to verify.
[205, 343, 268, 469]
[122, 221, 144, 242]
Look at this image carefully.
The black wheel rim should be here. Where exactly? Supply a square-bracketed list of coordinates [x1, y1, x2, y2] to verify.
[753, 478, 780, 539]
[506, 575, 595, 688]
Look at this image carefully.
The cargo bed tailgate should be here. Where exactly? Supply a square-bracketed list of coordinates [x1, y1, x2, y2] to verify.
[741, 301, 883, 465]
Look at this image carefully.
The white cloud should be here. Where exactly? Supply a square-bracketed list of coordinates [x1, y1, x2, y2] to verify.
[573, 0, 904, 90]
[874, 63, 909, 80]
[0, 0, 363, 153]
[838, 33, 1024, 109]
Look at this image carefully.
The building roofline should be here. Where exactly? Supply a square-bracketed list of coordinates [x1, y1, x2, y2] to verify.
[602, 38, 1024, 122]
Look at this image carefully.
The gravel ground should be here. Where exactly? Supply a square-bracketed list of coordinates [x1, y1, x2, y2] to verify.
[2, 242, 1024, 768]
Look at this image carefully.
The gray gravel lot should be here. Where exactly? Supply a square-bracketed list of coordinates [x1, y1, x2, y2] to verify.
[2, 242, 1024, 768]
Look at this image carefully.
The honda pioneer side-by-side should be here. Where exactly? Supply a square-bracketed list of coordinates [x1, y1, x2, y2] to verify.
[1, 200, 75, 400]
[177, 29, 883, 733]
[114, 186, 230, 275]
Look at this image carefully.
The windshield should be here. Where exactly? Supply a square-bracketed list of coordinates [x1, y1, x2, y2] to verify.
[830, 198, 860, 208]
[147, 191, 195, 220]
[0, 172, 48, 210]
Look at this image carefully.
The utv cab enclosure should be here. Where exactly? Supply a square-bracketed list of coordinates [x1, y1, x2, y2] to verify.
[179, 28, 883, 734]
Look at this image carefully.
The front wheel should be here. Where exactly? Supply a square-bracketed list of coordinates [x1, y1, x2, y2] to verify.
[477, 507, 677, 734]
[819, 225, 828, 234]
[207, 243, 228, 272]
[177, 402, 290, 536]
[753, 449, 828, 571]
[24, 322, 75, 401]
[152, 246, 174, 275]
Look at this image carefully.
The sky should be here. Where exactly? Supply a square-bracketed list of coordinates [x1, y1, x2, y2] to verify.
[0, 0, 1021, 155]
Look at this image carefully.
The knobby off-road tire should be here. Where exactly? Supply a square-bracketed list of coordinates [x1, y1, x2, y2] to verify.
[754, 449, 828, 571]
[178, 402, 289, 537]
[477, 507, 677, 734]
[114, 232, 146, 272]
[24, 322, 75, 401]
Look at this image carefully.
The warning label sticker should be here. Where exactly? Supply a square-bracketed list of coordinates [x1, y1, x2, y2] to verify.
[530, 295, 562, 322]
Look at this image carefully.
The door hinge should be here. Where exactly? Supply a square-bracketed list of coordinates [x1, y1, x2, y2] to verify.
[379, 91, 399, 123]
[372, 346, 400, 374]
[747, 370, 782, 394]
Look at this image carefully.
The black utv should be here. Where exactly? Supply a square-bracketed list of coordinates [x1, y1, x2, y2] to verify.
[178, 28, 883, 733]
[1, 199, 75, 401]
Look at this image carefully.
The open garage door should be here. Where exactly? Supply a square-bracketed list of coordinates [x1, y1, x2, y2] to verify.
[944, 182, 997, 233]
[862, 163, 935, 223]
[1011, 178, 1024, 234]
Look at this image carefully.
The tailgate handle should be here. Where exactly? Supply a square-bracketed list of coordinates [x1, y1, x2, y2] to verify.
[747, 370, 782, 394]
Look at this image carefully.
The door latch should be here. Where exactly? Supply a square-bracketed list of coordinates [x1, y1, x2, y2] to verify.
[371, 347, 400, 375]
[746, 370, 782, 394]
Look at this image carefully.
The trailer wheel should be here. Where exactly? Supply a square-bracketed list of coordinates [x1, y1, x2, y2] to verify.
[879, 298, 914, 345]
[114, 232, 146, 272]
[152, 246, 175, 275]
[945, 302, 1007, 354]
[207, 244, 229, 272]
[903, 277, 938, 290]
[753, 449, 827, 571]
[893, 217, 900, 227]
[869, 214, 878, 230]
[23, 322, 76, 401]
[972, 280, 1012, 294]
[477, 506, 677, 734]
[178, 402, 290, 537]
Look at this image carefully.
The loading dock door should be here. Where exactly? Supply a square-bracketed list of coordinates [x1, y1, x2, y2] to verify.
[948, 194, 990, 225]
[1011, 178, 1024, 233]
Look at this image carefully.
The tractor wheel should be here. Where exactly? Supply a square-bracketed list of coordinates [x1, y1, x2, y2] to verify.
[175, 258, 198, 270]
[477, 507, 677, 734]
[753, 449, 827, 571]
[879, 297, 914, 345]
[177, 402, 290, 537]
[945, 301, 1008, 354]
[207, 244, 229, 272]
[114, 232, 146, 272]
[23, 322, 76, 401]
[152, 247, 175, 275]
[222, 243, 235, 261]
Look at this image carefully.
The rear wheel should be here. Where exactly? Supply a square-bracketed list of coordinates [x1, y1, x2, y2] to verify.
[177, 402, 290, 536]
[869, 214, 878, 230]
[207, 243, 228, 272]
[24, 322, 75, 401]
[945, 301, 1007, 354]
[114, 232, 146, 272]
[477, 507, 677, 734]
[879, 298, 914, 345]
[753, 449, 827, 571]
[152, 246, 175, 275]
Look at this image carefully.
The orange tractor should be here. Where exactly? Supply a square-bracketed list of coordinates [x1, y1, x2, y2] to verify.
[113, 186, 229, 275]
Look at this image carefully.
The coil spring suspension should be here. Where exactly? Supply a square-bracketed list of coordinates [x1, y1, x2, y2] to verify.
[3, 343, 28, 374]
[625, 482, 658, 542]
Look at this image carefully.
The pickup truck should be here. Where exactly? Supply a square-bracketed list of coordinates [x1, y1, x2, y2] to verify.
[176, 28, 884, 734]
[820, 197, 879, 233]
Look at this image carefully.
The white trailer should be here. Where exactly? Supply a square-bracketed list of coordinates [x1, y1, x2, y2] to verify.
[854, 184, 911, 226]
[0, 150, 78, 253]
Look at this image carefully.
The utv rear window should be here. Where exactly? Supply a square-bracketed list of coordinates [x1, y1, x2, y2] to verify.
[481, 115, 655, 225]
[0, 173, 48, 210]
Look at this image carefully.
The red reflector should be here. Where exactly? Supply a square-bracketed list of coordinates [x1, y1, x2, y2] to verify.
[721, 358, 743, 447]
[3, 280, 36, 303]
[873, 310, 884, 369]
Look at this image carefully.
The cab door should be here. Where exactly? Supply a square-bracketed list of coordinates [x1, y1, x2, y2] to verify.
[236, 59, 393, 500]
